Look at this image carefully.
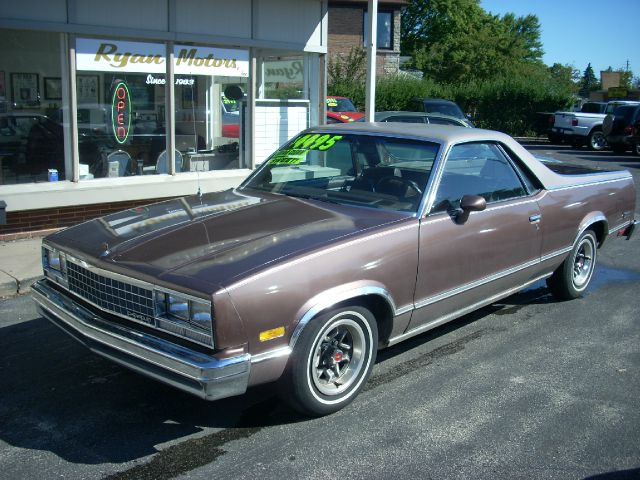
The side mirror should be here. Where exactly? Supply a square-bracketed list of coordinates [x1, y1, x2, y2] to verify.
[454, 194, 486, 223]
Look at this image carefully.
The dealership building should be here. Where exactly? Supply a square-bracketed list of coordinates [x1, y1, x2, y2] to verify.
[0, 0, 328, 237]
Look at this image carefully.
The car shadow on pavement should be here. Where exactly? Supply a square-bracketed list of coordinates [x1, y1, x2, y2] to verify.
[0, 315, 304, 466]
[375, 282, 554, 367]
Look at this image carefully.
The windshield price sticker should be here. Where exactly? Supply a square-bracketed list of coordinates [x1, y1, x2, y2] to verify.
[269, 149, 308, 165]
[292, 134, 343, 151]
[269, 134, 344, 165]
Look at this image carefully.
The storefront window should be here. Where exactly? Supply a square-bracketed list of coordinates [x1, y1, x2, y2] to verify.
[261, 56, 304, 99]
[0, 29, 66, 185]
[172, 43, 249, 172]
[75, 38, 168, 179]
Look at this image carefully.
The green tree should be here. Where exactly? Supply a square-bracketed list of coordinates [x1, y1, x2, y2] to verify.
[578, 63, 600, 97]
[401, 0, 545, 84]
[548, 63, 580, 93]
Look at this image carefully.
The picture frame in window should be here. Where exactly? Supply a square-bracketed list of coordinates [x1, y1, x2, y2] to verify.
[182, 82, 197, 109]
[0, 71, 6, 99]
[11, 72, 40, 108]
[77, 74, 99, 104]
[44, 77, 62, 100]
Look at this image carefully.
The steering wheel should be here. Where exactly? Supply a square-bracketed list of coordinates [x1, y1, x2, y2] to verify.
[374, 176, 423, 198]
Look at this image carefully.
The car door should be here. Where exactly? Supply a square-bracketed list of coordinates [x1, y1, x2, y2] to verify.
[407, 141, 543, 333]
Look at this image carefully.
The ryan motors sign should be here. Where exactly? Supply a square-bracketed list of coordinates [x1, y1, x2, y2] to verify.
[76, 38, 249, 77]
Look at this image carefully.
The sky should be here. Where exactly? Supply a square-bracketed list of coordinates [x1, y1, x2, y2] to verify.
[480, 0, 640, 78]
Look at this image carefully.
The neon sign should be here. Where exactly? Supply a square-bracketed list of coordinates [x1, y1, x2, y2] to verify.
[111, 81, 132, 144]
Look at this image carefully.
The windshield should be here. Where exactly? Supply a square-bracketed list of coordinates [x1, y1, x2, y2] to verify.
[241, 133, 439, 213]
[425, 102, 464, 119]
[326, 98, 357, 112]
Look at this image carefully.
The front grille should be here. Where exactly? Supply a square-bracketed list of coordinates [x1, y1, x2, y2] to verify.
[67, 262, 154, 324]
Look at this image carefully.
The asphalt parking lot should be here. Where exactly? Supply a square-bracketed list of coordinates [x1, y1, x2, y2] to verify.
[0, 143, 639, 480]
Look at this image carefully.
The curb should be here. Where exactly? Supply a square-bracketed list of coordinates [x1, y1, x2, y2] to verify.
[0, 276, 42, 298]
[0, 278, 18, 298]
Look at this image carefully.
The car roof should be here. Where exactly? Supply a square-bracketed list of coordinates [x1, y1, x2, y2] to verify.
[374, 111, 464, 122]
[310, 122, 506, 144]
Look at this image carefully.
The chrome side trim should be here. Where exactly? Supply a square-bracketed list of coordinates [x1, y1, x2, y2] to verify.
[289, 285, 398, 350]
[414, 257, 540, 310]
[32, 279, 250, 401]
[251, 346, 292, 364]
[540, 246, 573, 263]
[547, 176, 631, 192]
[395, 304, 414, 316]
[608, 220, 633, 235]
[387, 272, 553, 346]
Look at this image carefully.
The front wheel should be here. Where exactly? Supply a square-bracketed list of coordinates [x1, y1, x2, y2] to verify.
[546, 229, 598, 300]
[633, 142, 640, 156]
[281, 306, 378, 416]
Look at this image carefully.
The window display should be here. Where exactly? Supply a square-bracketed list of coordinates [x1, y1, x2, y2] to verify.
[172, 43, 249, 173]
[75, 38, 249, 178]
[0, 30, 66, 185]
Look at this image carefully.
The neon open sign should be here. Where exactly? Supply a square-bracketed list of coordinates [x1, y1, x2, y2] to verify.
[111, 81, 132, 144]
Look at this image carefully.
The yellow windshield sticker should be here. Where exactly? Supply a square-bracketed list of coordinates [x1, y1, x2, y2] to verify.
[269, 148, 308, 165]
[269, 134, 344, 165]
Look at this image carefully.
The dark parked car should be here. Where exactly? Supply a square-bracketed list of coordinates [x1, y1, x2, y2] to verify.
[603, 105, 640, 153]
[374, 111, 472, 127]
[631, 120, 640, 156]
[33, 124, 636, 416]
[408, 98, 474, 127]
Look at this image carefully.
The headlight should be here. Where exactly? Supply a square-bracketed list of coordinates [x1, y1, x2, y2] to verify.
[154, 289, 213, 345]
[42, 246, 67, 283]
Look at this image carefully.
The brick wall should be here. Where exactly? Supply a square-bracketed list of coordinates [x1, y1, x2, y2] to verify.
[0, 197, 176, 241]
[328, 6, 364, 57]
[328, 5, 402, 77]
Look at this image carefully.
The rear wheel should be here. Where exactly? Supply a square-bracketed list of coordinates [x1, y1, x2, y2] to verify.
[547, 229, 597, 300]
[281, 306, 378, 416]
[633, 142, 640, 156]
[587, 129, 607, 151]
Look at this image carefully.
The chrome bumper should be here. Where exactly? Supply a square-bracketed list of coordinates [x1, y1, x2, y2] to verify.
[31, 279, 250, 401]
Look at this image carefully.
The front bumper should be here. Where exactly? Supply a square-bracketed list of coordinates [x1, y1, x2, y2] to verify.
[32, 279, 250, 401]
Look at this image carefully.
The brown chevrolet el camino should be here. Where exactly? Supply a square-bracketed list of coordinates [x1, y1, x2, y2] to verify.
[33, 124, 637, 415]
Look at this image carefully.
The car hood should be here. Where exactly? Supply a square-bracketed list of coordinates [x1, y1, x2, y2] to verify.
[327, 111, 365, 122]
[47, 189, 406, 292]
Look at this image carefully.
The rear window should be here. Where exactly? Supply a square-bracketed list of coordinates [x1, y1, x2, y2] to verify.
[613, 106, 639, 121]
[580, 103, 605, 114]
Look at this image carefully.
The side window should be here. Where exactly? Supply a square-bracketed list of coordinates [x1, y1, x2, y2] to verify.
[431, 142, 527, 214]
[428, 117, 459, 126]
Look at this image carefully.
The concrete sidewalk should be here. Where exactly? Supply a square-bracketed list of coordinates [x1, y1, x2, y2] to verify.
[0, 237, 43, 297]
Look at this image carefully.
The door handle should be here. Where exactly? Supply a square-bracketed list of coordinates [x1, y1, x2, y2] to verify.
[529, 214, 542, 223]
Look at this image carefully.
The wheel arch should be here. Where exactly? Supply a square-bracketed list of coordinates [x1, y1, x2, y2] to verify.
[289, 285, 396, 351]
[575, 213, 608, 248]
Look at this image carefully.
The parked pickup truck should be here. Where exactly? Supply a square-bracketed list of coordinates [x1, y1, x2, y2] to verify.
[549, 100, 639, 150]
[32, 124, 637, 416]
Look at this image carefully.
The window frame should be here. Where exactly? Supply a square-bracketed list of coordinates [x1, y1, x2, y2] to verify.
[428, 141, 534, 216]
[362, 10, 394, 51]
